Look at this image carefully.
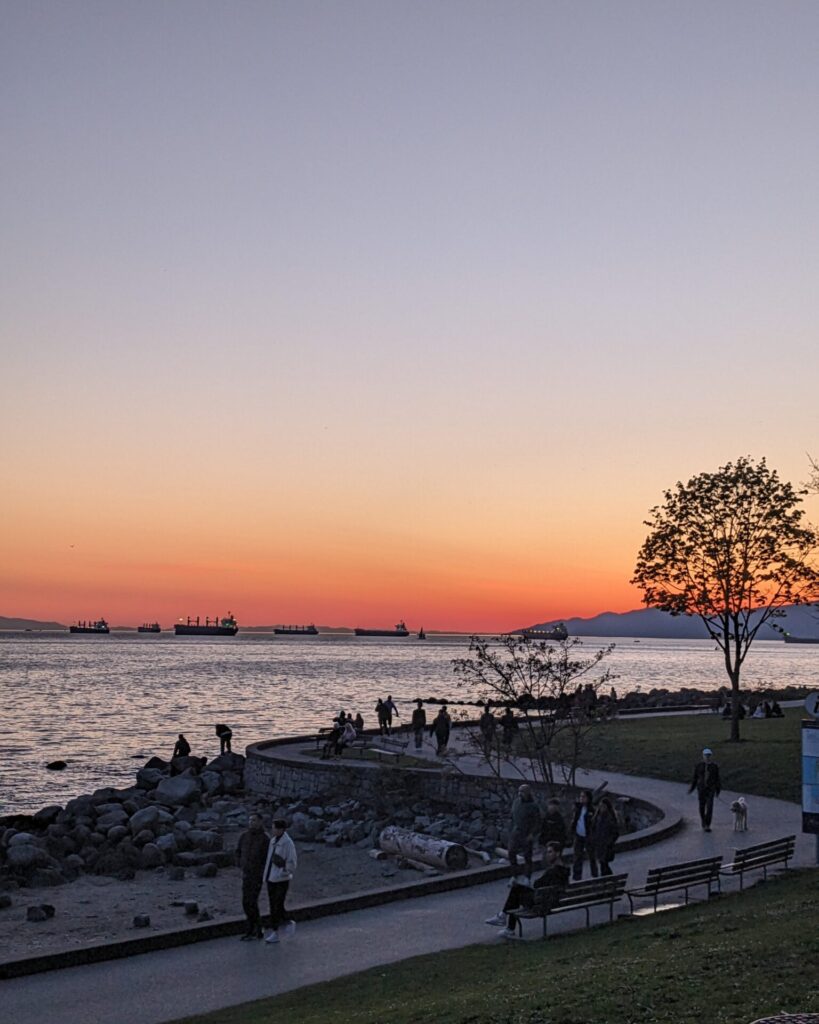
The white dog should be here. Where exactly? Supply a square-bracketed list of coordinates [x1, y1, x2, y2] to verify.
[731, 797, 748, 832]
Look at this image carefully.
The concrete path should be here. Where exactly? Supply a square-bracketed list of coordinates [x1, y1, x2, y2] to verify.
[3, 740, 815, 1024]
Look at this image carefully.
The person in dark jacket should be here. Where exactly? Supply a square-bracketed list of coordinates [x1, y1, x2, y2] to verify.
[589, 797, 619, 876]
[430, 705, 451, 755]
[172, 733, 191, 759]
[411, 700, 427, 750]
[354, 711, 365, 733]
[539, 798, 567, 851]
[485, 842, 569, 937]
[688, 747, 721, 831]
[507, 784, 541, 881]
[237, 812, 270, 940]
[499, 708, 518, 752]
[570, 789, 594, 880]
[479, 704, 496, 755]
[215, 723, 232, 754]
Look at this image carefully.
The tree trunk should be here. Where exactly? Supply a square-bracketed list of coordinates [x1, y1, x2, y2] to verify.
[379, 826, 468, 870]
[729, 671, 742, 742]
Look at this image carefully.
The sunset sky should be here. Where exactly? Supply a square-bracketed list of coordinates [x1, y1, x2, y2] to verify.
[2, 2, 818, 630]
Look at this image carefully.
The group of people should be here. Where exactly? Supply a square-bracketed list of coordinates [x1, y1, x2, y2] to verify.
[171, 723, 233, 761]
[478, 704, 519, 754]
[409, 700, 454, 754]
[321, 710, 365, 758]
[719, 696, 783, 719]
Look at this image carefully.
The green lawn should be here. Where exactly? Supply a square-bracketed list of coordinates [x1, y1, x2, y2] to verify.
[176, 870, 819, 1024]
[556, 707, 804, 803]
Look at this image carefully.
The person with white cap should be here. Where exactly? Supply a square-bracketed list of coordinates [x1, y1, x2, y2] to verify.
[688, 747, 721, 831]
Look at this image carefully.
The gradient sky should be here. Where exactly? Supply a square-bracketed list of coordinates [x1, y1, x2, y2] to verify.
[2, 1, 818, 630]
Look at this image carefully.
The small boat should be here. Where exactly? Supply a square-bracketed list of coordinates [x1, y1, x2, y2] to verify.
[274, 624, 319, 635]
[354, 620, 410, 637]
[418, 627, 426, 640]
[174, 613, 238, 637]
[783, 634, 819, 644]
[138, 622, 161, 633]
[70, 618, 109, 634]
[520, 623, 569, 641]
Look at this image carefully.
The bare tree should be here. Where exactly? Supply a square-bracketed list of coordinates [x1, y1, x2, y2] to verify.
[632, 456, 819, 741]
[452, 634, 615, 787]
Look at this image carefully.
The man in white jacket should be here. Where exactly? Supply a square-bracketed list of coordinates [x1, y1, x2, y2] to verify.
[263, 818, 297, 944]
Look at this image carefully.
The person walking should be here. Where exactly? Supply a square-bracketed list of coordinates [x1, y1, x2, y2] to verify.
[263, 819, 297, 944]
[383, 694, 400, 735]
[688, 747, 721, 831]
[375, 698, 388, 736]
[215, 723, 233, 754]
[236, 812, 269, 940]
[430, 705, 451, 755]
[507, 784, 540, 883]
[484, 842, 569, 938]
[411, 700, 426, 751]
[570, 789, 594, 880]
[589, 797, 619, 876]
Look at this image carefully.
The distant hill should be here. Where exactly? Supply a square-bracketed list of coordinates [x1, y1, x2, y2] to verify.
[0, 615, 66, 630]
[529, 605, 819, 640]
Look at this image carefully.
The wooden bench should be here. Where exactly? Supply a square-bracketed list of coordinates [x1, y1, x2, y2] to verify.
[513, 873, 628, 938]
[369, 735, 410, 763]
[626, 855, 722, 913]
[720, 835, 796, 891]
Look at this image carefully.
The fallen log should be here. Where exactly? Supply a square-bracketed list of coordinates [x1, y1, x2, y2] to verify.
[379, 826, 468, 871]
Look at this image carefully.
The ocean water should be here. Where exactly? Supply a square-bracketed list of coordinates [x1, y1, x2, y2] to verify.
[0, 630, 815, 815]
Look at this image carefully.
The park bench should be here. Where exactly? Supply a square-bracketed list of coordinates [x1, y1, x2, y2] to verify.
[369, 733, 410, 763]
[513, 872, 628, 938]
[720, 835, 796, 891]
[626, 855, 722, 913]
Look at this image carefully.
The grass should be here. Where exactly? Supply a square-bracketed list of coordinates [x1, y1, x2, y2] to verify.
[550, 707, 804, 803]
[175, 869, 819, 1024]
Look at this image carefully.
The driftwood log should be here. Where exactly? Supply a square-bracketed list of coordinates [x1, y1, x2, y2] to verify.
[379, 826, 468, 871]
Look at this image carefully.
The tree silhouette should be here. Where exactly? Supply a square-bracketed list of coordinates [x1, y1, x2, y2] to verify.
[632, 457, 819, 740]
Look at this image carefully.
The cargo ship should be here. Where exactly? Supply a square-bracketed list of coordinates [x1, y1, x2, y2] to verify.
[138, 622, 161, 633]
[783, 633, 819, 644]
[354, 620, 410, 637]
[274, 624, 319, 635]
[174, 613, 238, 637]
[520, 623, 569, 641]
[70, 618, 110, 634]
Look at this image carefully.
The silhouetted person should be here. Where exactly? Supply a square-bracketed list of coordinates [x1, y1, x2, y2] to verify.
[237, 812, 269, 940]
[570, 789, 594, 880]
[479, 704, 496, 755]
[216, 723, 233, 754]
[507, 784, 540, 881]
[375, 698, 388, 736]
[500, 708, 518, 752]
[383, 695, 400, 734]
[430, 705, 451, 755]
[411, 700, 426, 750]
[173, 734, 191, 759]
[589, 797, 619, 876]
[688, 747, 721, 831]
[771, 700, 784, 718]
[354, 711, 364, 734]
[539, 798, 567, 851]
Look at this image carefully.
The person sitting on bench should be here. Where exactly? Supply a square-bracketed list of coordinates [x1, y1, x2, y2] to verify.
[484, 842, 569, 938]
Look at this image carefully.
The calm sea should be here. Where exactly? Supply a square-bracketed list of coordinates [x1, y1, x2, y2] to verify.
[1, 631, 816, 815]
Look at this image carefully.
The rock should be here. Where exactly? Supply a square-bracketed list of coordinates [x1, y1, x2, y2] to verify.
[8, 832, 36, 847]
[184, 900, 199, 915]
[140, 844, 162, 869]
[0, 894, 12, 909]
[155, 777, 202, 807]
[200, 771, 222, 796]
[136, 768, 166, 790]
[65, 795, 94, 816]
[7, 845, 49, 870]
[308, 806, 325, 818]
[186, 829, 223, 853]
[65, 854, 85, 871]
[206, 752, 245, 774]
[95, 801, 127, 816]
[27, 906, 48, 922]
[91, 787, 120, 804]
[46, 761, 67, 771]
[128, 806, 160, 834]
[173, 806, 197, 824]
[220, 771, 242, 793]
[29, 868, 65, 887]
[133, 914, 151, 928]
[133, 829, 155, 847]
[143, 756, 170, 771]
[167, 866, 185, 881]
[155, 834, 177, 856]
[195, 863, 218, 878]
[197, 909, 214, 921]
[96, 810, 129, 830]
[170, 755, 206, 775]
[33, 805, 62, 826]
[107, 825, 129, 843]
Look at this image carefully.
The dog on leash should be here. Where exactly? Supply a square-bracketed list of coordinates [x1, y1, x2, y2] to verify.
[731, 797, 748, 831]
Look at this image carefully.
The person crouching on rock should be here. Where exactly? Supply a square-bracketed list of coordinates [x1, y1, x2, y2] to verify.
[237, 812, 269, 940]
[263, 818, 297, 944]
[485, 841, 569, 939]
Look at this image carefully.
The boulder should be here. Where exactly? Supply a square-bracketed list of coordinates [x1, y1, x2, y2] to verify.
[184, 901, 199, 915]
[65, 795, 95, 817]
[143, 756, 170, 771]
[155, 834, 178, 856]
[107, 825, 129, 844]
[26, 906, 48, 922]
[170, 755, 206, 776]
[95, 802, 127, 817]
[206, 752, 245, 774]
[186, 829, 222, 853]
[29, 868, 65, 887]
[8, 832, 36, 848]
[91, 788, 120, 804]
[136, 768, 165, 791]
[7, 845, 49, 870]
[33, 805, 62, 827]
[155, 777, 202, 807]
[139, 844, 162, 869]
[166, 866, 185, 881]
[195, 863, 218, 878]
[133, 829, 155, 847]
[221, 771, 242, 793]
[200, 771, 222, 796]
[64, 854, 85, 871]
[96, 809, 128, 830]
[173, 806, 197, 824]
[45, 761, 67, 771]
[129, 806, 160, 835]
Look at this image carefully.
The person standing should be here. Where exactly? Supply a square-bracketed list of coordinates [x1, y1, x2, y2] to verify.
[215, 723, 233, 754]
[263, 818, 297, 944]
[539, 798, 567, 852]
[411, 700, 427, 751]
[688, 747, 721, 831]
[430, 705, 451, 755]
[499, 708, 518, 752]
[375, 698, 388, 736]
[570, 789, 594, 880]
[589, 797, 619, 876]
[479, 704, 496, 756]
[507, 784, 540, 883]
[383, 694, 400, 735]
[236, 812, 269, 940]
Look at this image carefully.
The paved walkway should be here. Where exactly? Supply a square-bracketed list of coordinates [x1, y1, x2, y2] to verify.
[3, 734, 815, 1024]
